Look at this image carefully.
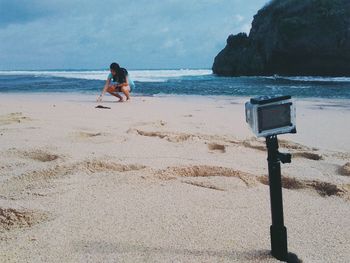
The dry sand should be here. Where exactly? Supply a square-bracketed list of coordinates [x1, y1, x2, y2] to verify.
[0, 94, 349, 262]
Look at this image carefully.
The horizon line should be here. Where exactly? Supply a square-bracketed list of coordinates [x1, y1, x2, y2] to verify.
[0, 67, 212, 72]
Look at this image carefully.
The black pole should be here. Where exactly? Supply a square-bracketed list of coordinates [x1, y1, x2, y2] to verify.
[266, 135, 288, 261]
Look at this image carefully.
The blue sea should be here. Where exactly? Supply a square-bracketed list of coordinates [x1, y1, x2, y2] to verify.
[1, 69, 350, 99]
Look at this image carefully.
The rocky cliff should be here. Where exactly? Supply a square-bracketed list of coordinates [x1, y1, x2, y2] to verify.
[212, 0, 350, 76]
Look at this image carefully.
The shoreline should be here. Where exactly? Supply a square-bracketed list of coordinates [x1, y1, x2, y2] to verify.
[1, 93, 350, 152]
[2, 91, 350, 101]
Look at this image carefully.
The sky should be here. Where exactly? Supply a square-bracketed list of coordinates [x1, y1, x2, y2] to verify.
[0, 0, 268, 70]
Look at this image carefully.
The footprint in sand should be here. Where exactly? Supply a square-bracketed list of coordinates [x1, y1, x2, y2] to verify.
[0, 207, 49, 231]
[157, 165, 256, 187]
[242, 138, 315, 152]
[130, 120, 167, 129]
[241, 138, 323, 161]
[310, 181, 345, 197]
[207, 143, 226, 153]
[258, 175, 304, 190]
[0, 112, 31, 126]
[0, 160, 147, 199]
[328, 152, 350, 160]
[10, 149, 61, 162]
[72, 131, 116, 143]
[0, 165, 74, 199]
[241, 139, 266, 151]
[257, 175, 347, 198]
[77, 131, 104, 138]
[131, 129, 324, 161]
[131, 129, 231, 144]
[83, 160, 147, 173]
[131, 129, 241, 149]
[279, 139, 317, 151]
[338, 162, 350, 176]
[131, 129, 193, 143]
[292, 152, 323, 161]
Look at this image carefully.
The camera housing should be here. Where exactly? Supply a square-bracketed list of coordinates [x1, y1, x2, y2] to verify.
[245, 95, 296, 137]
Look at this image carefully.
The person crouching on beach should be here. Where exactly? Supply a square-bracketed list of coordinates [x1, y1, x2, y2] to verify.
[97, 63, 135, 102]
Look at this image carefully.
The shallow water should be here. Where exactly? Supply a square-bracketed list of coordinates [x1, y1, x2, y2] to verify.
[1, 69, 350, 99]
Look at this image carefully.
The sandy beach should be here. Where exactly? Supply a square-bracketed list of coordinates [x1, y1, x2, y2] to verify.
[0, 94, 349, 262]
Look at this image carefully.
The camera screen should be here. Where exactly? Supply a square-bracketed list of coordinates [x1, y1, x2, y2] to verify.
[258, 103, 292, 132]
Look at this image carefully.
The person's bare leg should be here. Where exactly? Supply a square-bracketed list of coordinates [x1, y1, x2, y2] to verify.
[121, 86, 131, 101]
[107, 86, 123, 102]
[109, 92, 124, 102]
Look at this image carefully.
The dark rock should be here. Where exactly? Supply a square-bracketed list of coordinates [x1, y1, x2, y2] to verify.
[213, 0, 350, 76]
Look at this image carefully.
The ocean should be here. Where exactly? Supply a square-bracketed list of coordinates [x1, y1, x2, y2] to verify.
[1, 69, 350, 99]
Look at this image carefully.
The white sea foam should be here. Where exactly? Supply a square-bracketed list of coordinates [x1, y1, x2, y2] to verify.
[2, 70, 349, 83]
[264, 76, 350, 82]
[0, 69, 212, 82]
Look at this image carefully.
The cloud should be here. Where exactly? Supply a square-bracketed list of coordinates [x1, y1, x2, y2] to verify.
[235, 14, 245, 23]
[0, 0, 268, 69]
[241, 23, 252, 34]
[0, 0, 61, 27]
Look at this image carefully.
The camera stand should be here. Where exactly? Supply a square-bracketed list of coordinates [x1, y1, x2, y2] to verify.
[265, 135, 290, 261]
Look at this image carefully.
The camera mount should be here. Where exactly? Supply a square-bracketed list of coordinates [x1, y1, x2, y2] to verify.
[245, 95, 300, 262]
[266, 135, 289, 261]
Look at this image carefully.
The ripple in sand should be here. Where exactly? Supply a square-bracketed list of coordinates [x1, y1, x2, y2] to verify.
[83, 160, 147, 173]
[130, 128, 236, 145]
[181, 180, 225, 191]
[134, 129, 193, 142]
[0, 207, 48, 231]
